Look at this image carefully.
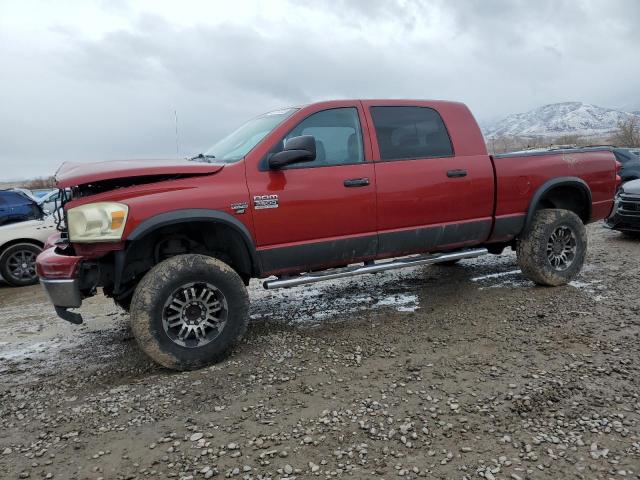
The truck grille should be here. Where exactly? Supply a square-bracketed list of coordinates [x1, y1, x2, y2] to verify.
[618, 193, 640, 217]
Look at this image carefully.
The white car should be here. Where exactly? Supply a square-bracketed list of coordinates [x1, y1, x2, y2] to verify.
[38, 189, 66, 214]
[0, 213, 58, 286]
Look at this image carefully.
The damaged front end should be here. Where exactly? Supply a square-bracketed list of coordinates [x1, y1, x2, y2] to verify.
[39, 161, 225, 324]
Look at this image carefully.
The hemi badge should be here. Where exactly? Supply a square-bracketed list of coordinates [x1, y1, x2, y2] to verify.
[231, 202, 248, 214]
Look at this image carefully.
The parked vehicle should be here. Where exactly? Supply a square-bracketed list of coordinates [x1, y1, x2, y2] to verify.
[36, 99, 619, 370]
[0, 190, 43, 226]
[605, 178, 640, 236]
[31, 189, 56, 199]
[11, 188, 64, 214]
[37, 189, 67, 214]
[0, 213, 57, 286]
[612, 148, 640, 182]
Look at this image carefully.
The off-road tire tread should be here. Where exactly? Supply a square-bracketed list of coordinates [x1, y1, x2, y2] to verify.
[130, 254, 249, 370]
[516, 209, 586, 286]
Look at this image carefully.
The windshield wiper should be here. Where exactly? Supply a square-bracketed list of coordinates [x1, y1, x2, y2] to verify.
[189, 153, 216, 163]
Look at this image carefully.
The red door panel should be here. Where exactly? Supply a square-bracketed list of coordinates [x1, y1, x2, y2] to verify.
[362, 102, 495, 256]
[374, 156, 494, 228]
[246, 103, 378, 275]
[373, 156, 495, 254]
[250, 164, 376, 247]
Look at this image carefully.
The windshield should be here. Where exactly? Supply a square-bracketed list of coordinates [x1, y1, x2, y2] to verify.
[200, 108, 298, 162]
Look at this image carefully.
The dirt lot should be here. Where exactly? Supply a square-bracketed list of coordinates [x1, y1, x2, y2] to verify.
[0, 225, 638, 479]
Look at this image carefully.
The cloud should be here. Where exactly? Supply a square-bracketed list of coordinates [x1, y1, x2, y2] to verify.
[0, 0, 639, 179]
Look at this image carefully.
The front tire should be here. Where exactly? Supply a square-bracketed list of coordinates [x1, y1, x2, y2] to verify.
[0, 243, 42, 287]
[130, 254, 249, 370]
[516, 209, 586, 286]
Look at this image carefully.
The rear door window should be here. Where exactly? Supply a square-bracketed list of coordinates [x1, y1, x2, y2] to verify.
[370, 106, 453, 160]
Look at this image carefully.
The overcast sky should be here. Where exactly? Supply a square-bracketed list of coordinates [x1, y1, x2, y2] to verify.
[1, 0, 639, 180]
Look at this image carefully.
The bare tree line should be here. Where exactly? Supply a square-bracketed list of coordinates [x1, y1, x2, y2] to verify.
[609, 117, 640, 147]
[20, 176, 56, 190]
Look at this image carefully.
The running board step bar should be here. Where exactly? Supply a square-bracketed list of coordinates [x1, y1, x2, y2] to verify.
[263, 247, 488, 290]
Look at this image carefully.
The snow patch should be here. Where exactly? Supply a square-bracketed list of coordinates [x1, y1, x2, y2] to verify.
[569, 279, 607, 301]
[470, 268, 534, 289]
[248, 265, 426, 325]
[375, 294, 419, 312]
[471, 269, 522, 281]
[0, 340, 61, 362]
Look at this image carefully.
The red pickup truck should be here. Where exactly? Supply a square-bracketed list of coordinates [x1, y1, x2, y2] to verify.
[36, 100, 618, 370]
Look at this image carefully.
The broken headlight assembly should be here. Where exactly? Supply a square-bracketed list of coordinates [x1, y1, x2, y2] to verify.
[67, 202, 129, 243]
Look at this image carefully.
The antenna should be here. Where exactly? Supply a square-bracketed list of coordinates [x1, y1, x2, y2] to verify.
[174, 110, 179, 159]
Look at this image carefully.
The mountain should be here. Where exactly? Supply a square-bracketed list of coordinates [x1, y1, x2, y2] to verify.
[483, 102, 640, 139]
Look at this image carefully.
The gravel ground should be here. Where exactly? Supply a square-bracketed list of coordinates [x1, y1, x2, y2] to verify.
[0, 225, 638, 479]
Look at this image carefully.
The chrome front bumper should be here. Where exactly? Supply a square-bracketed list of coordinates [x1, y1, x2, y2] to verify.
[40, 278, 82, 308]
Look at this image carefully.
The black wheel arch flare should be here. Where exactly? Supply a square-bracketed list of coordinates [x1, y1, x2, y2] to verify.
[113, 209, 260, 293]
[524, 177, 592, 231]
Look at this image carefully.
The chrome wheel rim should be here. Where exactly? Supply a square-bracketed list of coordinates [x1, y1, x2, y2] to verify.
[6, 249, 37, 282]
[161, 282, 228, 348]
[546, 225, 577, 271]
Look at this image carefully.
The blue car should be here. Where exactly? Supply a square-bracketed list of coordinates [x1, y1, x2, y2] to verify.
[0, 190, 43, 226]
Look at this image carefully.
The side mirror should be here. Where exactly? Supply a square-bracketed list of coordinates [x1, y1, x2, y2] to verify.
[269, 135, 316, 169]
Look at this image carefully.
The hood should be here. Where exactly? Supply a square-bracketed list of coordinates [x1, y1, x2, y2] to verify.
[621, 178, 640, 194]
[55, 158, 225, 188]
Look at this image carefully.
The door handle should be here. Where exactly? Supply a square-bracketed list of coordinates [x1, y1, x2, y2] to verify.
[447, 169, 467, 178]
[344, 178, 370, 187]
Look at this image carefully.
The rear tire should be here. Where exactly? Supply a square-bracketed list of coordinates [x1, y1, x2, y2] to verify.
[516, 209, 586, 286]
[0, 243, 42, 287]
[130, 254, 249, 370]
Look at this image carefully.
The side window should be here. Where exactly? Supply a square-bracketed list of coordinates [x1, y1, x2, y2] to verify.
[272, 108, 364, 168]
[370, 106, 453, 160]
[6, 193, 21, 204]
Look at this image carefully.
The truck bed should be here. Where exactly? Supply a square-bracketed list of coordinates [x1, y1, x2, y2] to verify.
[488, 147, 617, 243]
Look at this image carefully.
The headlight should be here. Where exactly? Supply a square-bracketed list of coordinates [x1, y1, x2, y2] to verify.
[67, 202, 129, 243]
[613, 192, 622, 211]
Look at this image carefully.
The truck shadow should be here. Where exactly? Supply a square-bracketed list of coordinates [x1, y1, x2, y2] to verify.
[247, 252, 524, 328]
[604, 230, 640, 244]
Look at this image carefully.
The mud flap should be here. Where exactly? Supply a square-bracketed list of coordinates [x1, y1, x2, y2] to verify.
[55, 306, 83, 325]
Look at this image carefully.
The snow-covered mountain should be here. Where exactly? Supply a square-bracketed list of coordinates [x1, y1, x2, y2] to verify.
[483, 102, 640, 139]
